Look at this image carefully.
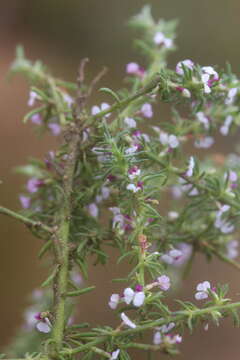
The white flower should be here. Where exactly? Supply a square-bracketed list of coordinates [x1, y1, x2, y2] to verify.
[124, 117, 137, 128]
[141, 103, 153, 118]
[182, 88, 191, 98]
[121, 312, 136, 328]
[165, 334, 182, 344]
[194, 136, 214, 149]
[87, 203, 99, 218]
[157, 275, 171, 291]
[220, 115, 233, 136]
[176, 59, 194, 75]
[110, 349, 120, 360]
[168, 211, 179, 220]
[214, 205, 234, 234]
[161, 249, 183, 265]
[225, 87, 238, 105]
[168, 135, 179, 148]
[126, 183, 141, 193]
[125, 145, 139, 155]
[91, 103, 110, 117]
[195, 281, 211, 300]
[123, 288, 145, 307]
[196, 112, 209, 130]
[133, 292, 145, 307]
[123, 287, 135, 304]
[186, 156, 195, 177]
[109, 294, 120, 309]
[160, 322, 175, 333]
[159, 133, 179, 148]
[36, 321, 51, 333]
[153, 331, 162, 345]
[153, 32, 173, 48]
[128, 166, 141, 180]
[28, 91, 38, 107]
[226, 240, 238, 259]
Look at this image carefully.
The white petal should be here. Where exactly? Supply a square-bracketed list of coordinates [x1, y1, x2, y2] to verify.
[121, 312, 136, 328]
[123, 288, 135, 304]
[133, 292, 145, 307]
[36, 321, 51, 333]
[111, 349, 120, 360]
[153, 331, 162, 345]
[91, 105, 100, 115]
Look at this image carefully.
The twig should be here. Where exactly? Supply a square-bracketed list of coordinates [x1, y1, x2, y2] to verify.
[0, 206, 53, 234]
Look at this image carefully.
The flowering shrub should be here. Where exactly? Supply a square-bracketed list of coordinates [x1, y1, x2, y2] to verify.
[2, 5, 240, 360]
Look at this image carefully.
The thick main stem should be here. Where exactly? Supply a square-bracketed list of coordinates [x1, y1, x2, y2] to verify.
[51, 128, 80, 354]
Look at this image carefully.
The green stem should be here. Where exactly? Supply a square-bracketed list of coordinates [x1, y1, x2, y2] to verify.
[61, 300, 240, 356]
[51, 129, 81, 354]
[0, 205, 53, 234]
[89, 75, 161, 122]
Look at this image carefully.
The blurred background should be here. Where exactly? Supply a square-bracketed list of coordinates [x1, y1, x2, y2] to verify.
[0, 0, 240, 359]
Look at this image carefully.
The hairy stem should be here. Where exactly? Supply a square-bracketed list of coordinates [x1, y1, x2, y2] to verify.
[61, 300, 240, 355]
[51, 127, 80, 354]
[0, 205, 53, 234]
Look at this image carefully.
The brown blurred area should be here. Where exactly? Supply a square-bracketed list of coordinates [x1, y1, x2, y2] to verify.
[1, 0, 240, 359]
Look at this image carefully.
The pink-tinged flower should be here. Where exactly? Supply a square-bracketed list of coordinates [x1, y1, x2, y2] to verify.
[123, 287, 145, 307]
[125, 144, 140, 155]
[226, 240, 238, 259]
[126, 183, 142, 193]
[157, 275, 171, 291]
[165, 334, 182, 344]
[173, 243, 193, 266]
[176, 86, 191, 98]
[31, 113, 42, 125]
[176, 59, 194, 75]
[196, 112, 209, 130]
[161, 249, 183, 265]
[153, 331, 162, 345]
[140, 103, 153, 118]
[28, 91, 38, 107]
[160, 322, 175, 334]
[126, 62, 145, 78]
[19, 195, 31, 209]
[195, 281, 211, 300]
[135, 284, 143, 292]
[91, 103, 110, 117]
[108, 294, 120, 309]
[128, 166, 141, 180]
[201, 66, 219, 94]
[194, 136, 214, 149]
[27, 178, 44, 193]
[124, 117, 137, 128]
[120, 312, 136, 328]
[153, 32, 173, 48]
[34, 313, 51, 333]
[110, 349, 120, 360]
[220, 115, 233, 136]
[186, 156, 195, 177]
[48, 123, 61, 136]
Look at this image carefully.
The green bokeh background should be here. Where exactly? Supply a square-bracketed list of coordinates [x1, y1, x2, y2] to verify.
[0, 1, 240, 359]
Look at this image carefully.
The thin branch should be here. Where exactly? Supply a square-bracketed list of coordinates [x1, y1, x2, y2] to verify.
[0, 206, 53, 234]
[89, 74, 161, 122]
[61, 300, 240, 356]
